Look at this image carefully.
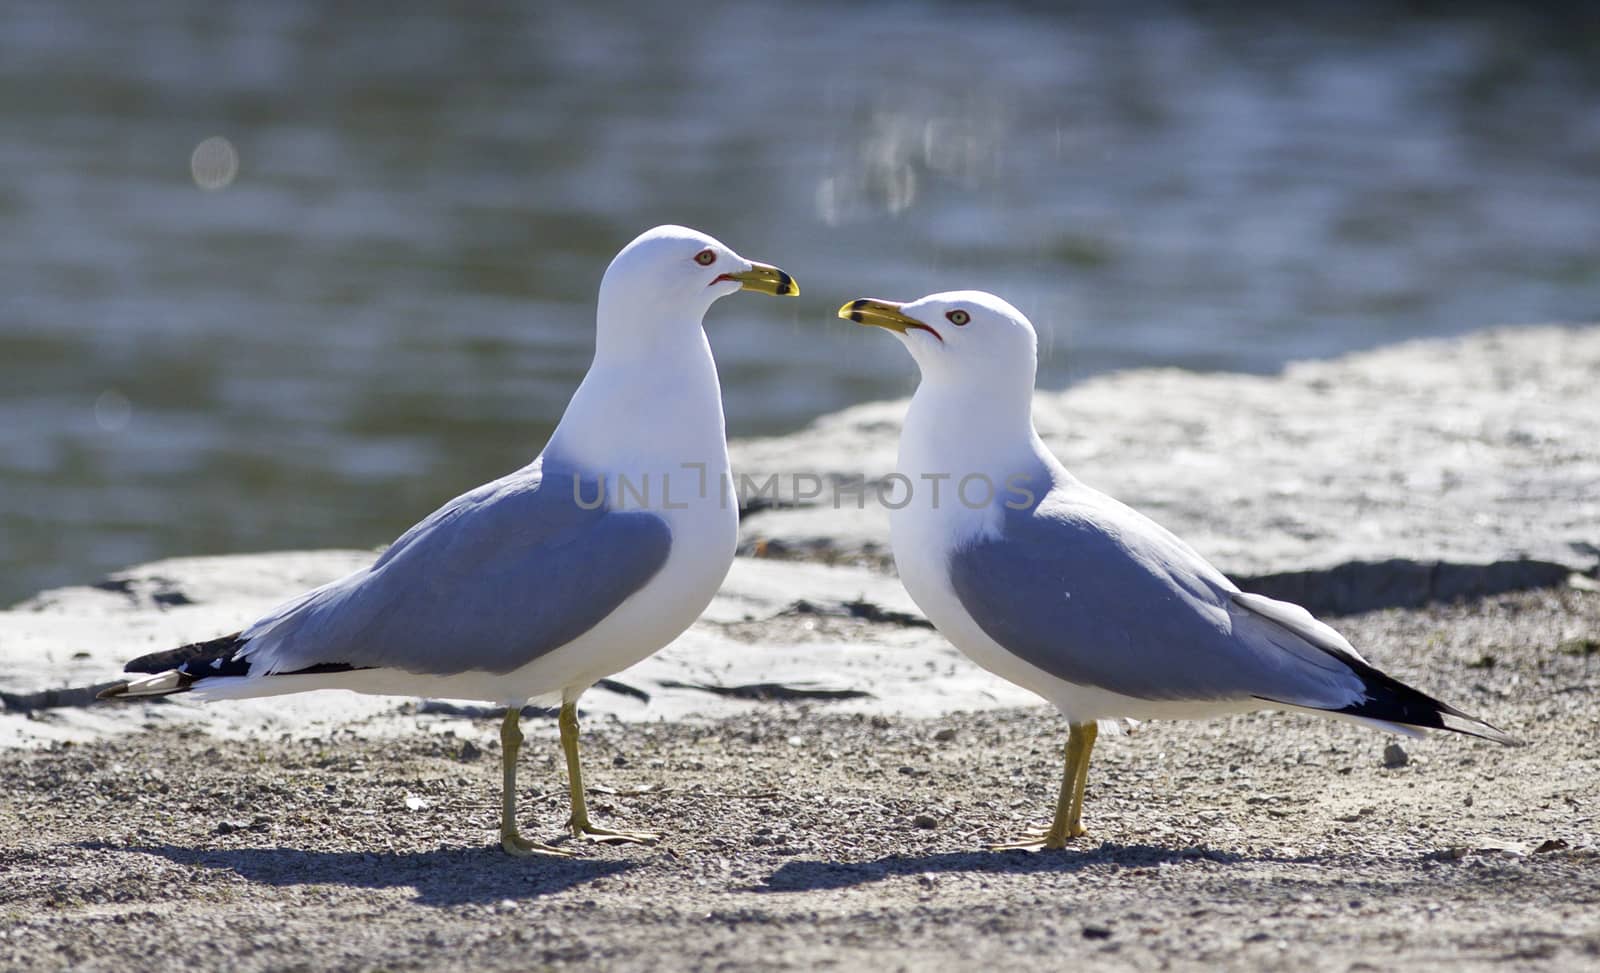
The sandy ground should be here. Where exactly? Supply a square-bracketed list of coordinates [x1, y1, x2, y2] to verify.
[3, 586, 1597, 972]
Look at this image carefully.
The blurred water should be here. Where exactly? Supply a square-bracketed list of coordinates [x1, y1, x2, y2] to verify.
[4, 1, 1600, 605]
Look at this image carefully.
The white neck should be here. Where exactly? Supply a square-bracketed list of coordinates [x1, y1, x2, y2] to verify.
[899, 375, 1041, 487]
[547, 315, 729, 477]
[892, 373, 1056, 550]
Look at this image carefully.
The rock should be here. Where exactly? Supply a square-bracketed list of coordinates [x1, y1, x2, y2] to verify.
[1382, 743, 1410, 768]
[933, 728, 957, 742]
[1559, 637, 1599, 658]
[1476, 839, 1530, 857]
[912, 814, 938, 830]
[4, 324, 1595, 748]
[733, 325, 1600, 614]
[1425, 838, 1534, 862]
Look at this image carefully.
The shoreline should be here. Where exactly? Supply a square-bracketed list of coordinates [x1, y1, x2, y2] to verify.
[3, 322, 1598, 747]
[0, 323, 1597, 969]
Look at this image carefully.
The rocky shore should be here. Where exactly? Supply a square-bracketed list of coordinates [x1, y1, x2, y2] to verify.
[732, 325, 1599, 614]
[1, 324, 1597, 971]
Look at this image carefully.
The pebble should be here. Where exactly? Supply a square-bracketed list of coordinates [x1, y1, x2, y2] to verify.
[913, 814, 938, 829]
[1382, 743, 1410, 768]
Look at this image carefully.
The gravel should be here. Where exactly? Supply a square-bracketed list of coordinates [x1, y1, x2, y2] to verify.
[3, 587, 1597, 972]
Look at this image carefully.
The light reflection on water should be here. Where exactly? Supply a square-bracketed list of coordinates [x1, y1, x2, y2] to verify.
[3, 2, 1599, 604]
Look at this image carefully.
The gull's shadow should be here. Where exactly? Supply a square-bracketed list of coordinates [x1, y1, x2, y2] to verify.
[82, 842, 633, 906]
[759, 842, 1316, 893]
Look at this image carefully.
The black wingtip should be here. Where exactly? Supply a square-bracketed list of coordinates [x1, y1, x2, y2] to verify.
[96, 682, 130, 701]
[116, 628, 374, 699]
[1438, 710, 1523, 747]
[1255, 654, 1520, 748]
[1332, 658, 1519, 747]
[123, 632, 246, 674]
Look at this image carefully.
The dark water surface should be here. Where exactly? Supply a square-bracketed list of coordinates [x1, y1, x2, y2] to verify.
[4, 2, 1600, 604]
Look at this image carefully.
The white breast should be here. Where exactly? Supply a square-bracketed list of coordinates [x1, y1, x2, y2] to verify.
[890, 384, 1246, 725]
[470, 329, 738, 704]
[891, 387, 1049, 696]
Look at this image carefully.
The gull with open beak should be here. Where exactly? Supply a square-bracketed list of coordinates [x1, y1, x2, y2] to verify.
[844, 291, 1516, 850]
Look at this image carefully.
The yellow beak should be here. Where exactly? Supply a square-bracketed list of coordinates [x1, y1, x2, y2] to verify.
[837, 298, 944, 343]
[726, 262, 798, 297]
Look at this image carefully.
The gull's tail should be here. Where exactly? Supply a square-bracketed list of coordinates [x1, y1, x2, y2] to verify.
[1321, 653, 1522, 746]
[1232, 591, 1520, 747]
[97, 633, 246, 699]
[97, 632, 360, 700]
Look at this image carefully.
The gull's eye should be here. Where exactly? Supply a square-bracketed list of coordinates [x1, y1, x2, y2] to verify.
[695, 249, 717, 266]
[946, 309, 971, 326]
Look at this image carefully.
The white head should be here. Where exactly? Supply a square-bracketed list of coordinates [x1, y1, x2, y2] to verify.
[596, 225, 796, 353]
[839, 290, 1038, 388]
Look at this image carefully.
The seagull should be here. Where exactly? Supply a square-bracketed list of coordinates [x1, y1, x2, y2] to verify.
[100, 225, 797, 857]
[841, 291, 1516, 850]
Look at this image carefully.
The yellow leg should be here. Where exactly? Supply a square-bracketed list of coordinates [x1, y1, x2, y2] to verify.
[499, 707, 573, 858]
[992, 721, 1098, 851]
[560, 701, 658, 845]
[1062, 721, 1096, 839]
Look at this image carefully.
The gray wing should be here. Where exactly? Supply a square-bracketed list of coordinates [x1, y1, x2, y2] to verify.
[948, 486, 1366, 708]
[238, 458, 672, 676]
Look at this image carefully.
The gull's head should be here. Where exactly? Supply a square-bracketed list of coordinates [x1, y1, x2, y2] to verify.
[839, 290, 1037, 386]
[598, 225, 797, 333]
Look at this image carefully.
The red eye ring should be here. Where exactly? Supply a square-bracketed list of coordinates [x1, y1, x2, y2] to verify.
[946, 309, 971, 326]
[695, 249, 717, 266]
